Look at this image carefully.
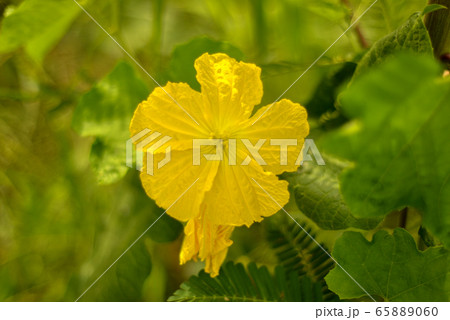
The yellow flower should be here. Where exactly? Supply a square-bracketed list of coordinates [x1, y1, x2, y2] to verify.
[130, 53, 309, 276]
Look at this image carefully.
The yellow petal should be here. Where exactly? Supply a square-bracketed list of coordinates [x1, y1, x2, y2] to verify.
[179, 218, 199, 264]
[130, 82, 210, 151]
[180, 216, 234, 277]
[202, 155, 290, 227]
[195, 53, 263, 131]
[140, 147, 219, 221]
[236, 99, 310, 174]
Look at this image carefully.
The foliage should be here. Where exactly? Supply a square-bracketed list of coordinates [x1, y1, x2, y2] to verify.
[168, 37, 243, 90]
[354, 11, 433, 77]
[0, 0, 79, 63]
[305, 61, 356, 119]
[79, 241, 152, 302]
[1, 0, 449, 303]
[349, 0, 427, 44]
[72, 61, 149, 185]
[265, 217, 338, 301]
[325, 229, 449, 301]
[323, 53, 450, 247]
[265, 217, 334, 281]
[284, 156, 381, 230]
[169, 218, 340, 302]
[168, 262, 325, 302]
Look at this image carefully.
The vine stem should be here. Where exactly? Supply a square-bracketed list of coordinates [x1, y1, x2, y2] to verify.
[251, 0, 267, 60]
[150, 0, 164, 73]
[425, 0, 450, 67]
[341, 0, 369, 48]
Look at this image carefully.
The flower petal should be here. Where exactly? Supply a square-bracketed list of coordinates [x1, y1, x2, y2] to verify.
[236, 99, 310, 174]
[140, 147, 219, 221]
[195, 53, 263, 130]
[130, 82, 210, 151]
[180, 216, 234, 277]
[202, 156, 290, 227]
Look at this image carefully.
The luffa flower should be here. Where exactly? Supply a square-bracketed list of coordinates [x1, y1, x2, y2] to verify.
[130, 53, 309, 276]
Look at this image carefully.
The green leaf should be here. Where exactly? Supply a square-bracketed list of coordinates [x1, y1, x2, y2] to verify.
[168, 36, 243, 90]
[80, 241, 152, 301]
[89, 138, 128, 186]
[325, 229, 449, 301]
[323, 53, 450, 246]
[72, 62, 148, 137]
[0, 0, 79, 63]
[284, 156, 381, 230]
[168, 262, 325, 302]
[354, 12, 433, 77]
[422, 3, 447, 16]
[72, 61, 148, 184]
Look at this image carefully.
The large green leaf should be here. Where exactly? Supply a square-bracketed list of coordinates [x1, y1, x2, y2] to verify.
[167, 36, 243, 91]
[72, 61, 148, 184]
[0, 0, 79, 63]
[168, 262, 325, 302]
[325, 228, 449, 301]
[79, 241, 152, 301]
[284, 156, 381, 230]
[323, 53, 450, 246]
[354, 11, 433, 77]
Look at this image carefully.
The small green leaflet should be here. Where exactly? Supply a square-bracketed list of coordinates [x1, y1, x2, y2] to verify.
[168, 261, 326, 302]
[422, 3, 448, 16]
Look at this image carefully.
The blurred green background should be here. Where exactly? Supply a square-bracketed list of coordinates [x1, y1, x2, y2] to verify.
[0, 0, 429, 301]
